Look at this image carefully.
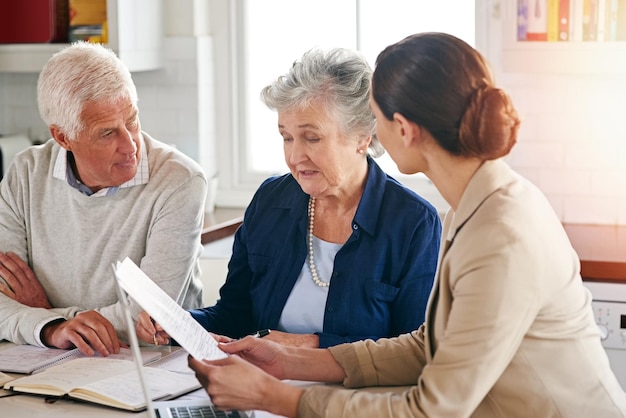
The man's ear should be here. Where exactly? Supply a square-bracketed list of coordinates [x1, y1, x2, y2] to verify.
[393, 113, 422, 149]
[50, 126, 71, 151]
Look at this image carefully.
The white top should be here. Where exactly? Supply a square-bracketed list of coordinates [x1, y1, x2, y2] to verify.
[278, 236, 342, 334]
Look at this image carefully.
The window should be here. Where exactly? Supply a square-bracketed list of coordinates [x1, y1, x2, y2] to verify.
[212, 0, 476, 209]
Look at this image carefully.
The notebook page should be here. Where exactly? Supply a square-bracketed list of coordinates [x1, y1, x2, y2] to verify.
[72, 366, 200, 410]
[0, 371, 13, 386]
[114, 258, 227, 361]
[0, 345, 81, 373]
[148, 349, 193, 374]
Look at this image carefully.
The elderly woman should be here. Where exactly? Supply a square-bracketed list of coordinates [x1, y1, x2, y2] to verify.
[138, 48, 442, 348]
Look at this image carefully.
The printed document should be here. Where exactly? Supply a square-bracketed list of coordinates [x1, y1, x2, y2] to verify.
[113, 257, 227, 361]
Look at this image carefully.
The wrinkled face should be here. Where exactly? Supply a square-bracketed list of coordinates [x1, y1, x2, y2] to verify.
[57, 97, 141, 192]
[279, 105, 366, 198]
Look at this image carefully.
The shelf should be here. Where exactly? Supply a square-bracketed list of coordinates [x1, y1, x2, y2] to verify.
[0, 43, 72, 72]
[502, 3, 626, 74]
[0, 0, 162, 73]
[503, 40, 626, 74]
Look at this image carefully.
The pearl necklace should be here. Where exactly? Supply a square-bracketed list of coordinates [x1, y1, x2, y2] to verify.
[307, 196, 330, 288]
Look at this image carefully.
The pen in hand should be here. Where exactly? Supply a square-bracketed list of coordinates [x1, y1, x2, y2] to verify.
[151, 317, 159, 346]
[250, 329, 271, 338]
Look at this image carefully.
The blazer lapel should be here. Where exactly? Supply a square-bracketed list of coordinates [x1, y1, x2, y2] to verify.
[424, 159, 518, 361]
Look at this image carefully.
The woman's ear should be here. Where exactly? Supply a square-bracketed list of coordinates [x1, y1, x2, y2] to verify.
[357, 135, 372, 152]
[50, 126, 71, 151]
[393, 113, 422, 149]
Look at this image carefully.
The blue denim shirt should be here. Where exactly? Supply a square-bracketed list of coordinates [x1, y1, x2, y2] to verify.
[190, 158, 442, 347]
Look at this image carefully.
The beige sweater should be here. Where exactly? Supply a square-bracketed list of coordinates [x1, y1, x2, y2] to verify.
[298, 160, 626, 417]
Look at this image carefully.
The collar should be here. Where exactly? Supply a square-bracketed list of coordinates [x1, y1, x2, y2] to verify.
[351, 157, 387, 236]
[279, 157, 387, 237]
[52, 136, 149, 197]
[446, 159, 517, 240]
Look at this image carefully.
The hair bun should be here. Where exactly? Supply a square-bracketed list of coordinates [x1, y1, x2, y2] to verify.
[459, 84, 520, 160]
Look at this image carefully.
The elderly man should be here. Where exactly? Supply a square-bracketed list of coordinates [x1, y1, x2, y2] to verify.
[0, 42, 206, 356]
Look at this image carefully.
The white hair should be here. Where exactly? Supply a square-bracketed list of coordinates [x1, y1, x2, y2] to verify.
[37, 42, 138, 139]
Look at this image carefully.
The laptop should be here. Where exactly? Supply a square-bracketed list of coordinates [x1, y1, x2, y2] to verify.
[113, 269, 252, 418]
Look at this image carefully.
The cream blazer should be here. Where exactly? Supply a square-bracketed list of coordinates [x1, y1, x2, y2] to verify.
[300, 159, 626, 417]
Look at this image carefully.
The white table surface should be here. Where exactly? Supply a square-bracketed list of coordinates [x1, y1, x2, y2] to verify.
[0, 342, 411, 417]
[0, 341, 282, 418]
[0, 341, 305, 417]
[0, 386, 284, 418]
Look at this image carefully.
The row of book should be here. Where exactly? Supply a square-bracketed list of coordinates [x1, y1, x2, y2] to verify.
[517, 0, 626, 42]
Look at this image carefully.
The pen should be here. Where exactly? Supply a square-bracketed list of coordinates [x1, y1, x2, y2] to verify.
[251, 329, 271, 338]
[150, 318, 158, 346]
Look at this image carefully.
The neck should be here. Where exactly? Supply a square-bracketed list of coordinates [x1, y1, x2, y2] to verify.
[424, 153, 483, 212]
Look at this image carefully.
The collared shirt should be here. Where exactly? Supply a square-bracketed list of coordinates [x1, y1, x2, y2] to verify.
[0, 133, 206, 348]
[190, 157, 442, 347]
[52, 142, 149, 196]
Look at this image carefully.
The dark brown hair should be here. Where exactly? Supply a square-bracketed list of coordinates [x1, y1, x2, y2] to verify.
[372, 32, 519, 159]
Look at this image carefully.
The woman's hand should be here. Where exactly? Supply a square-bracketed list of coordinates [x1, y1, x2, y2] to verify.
[262, 330, 319, 348]
[219, 336, 290, 379]
[188, 354, 302, 417]
[136, 311, 170, 345]
[220, 336, 347, 384]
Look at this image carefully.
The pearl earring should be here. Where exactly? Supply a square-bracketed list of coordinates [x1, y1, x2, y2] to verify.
[357, 149, 364, 154]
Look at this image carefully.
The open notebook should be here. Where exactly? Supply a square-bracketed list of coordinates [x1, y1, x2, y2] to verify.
[113, 259, 252, 418]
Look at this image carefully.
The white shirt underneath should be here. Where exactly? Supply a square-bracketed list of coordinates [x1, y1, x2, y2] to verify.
[277, 236, 343, 334]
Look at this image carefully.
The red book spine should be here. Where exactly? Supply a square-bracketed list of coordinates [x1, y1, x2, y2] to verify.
[527, 0, 549, 40]
[558, 0, 571, 40]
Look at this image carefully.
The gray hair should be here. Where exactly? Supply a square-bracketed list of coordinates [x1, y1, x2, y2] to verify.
[37, 42, 138, 140]
[260, 48, 384, 157]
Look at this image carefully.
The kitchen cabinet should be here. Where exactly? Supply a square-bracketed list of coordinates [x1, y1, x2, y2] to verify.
[501, 1, 626, 74]
[564, 224, 626, 283]
[0, 0, 162, 73]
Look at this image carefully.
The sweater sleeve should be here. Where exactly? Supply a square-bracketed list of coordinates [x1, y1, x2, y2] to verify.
[298, 330, 429, 418]
[0, 159, 66, 346]
[96, 172, 207, 338]
[0, 140, 207, 345]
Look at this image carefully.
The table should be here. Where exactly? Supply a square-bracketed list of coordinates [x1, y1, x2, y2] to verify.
[0, 341, 341, 418]
[0, 341, 409, 418]
[0, 342, 281, 418]
[0, 386, 282, 418]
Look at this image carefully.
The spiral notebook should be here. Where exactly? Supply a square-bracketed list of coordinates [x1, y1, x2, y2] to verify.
[0, 344, 160, 374]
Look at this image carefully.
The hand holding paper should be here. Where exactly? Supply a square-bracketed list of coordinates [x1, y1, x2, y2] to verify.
[113, 258, 227, 361]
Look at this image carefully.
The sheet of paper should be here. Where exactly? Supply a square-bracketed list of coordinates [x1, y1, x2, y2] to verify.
[74, 366, 200, 409]
[0, 371, 13, 386]
[148, 349, 194, 374]
[114, 258, 227, 360]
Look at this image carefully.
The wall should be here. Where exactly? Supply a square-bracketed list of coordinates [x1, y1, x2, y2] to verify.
[500, 72, 626, 225]
[482, 7, 626, 225]
[0, 0, 218, 185]
[0, 1, 624, 225]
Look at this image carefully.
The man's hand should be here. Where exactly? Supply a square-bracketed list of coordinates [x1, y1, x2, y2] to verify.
[0, 252, 51, 308]
[41, 310, 122, 357]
